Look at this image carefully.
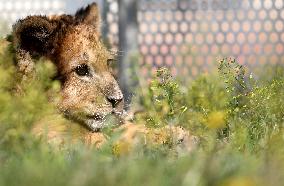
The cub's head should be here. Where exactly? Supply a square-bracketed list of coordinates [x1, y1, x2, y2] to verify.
[12, 3, 124, 131]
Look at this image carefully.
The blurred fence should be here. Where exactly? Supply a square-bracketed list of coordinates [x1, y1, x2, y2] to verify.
[105, 0, 284, 81]
[0, 0, 102, 35]
[0, 0, 284, 82]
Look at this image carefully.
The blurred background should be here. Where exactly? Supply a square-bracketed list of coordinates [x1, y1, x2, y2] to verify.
[0, 0, 283, 87]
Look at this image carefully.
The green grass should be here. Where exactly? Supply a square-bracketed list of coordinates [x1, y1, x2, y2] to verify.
[0, 39, 284, 186]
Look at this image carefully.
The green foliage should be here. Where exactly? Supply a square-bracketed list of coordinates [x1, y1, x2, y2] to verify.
[0, 38, 284, 186]
[0, 39, 59, 155]
[218, 59, 284, 152]
[135, 67, 187, 128]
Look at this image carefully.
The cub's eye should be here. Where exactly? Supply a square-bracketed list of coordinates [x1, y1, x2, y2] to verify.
[107, 59, 116, 67]
[75, 64, 90, 76]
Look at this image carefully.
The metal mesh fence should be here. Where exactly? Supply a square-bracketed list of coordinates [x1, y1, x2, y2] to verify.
[0, 0, 97, 35]
[106, 0, 284, 80]
[0, 0, 63, 34]
[105, 0, 119, 47]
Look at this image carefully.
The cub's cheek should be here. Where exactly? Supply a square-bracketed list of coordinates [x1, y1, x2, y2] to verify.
[114, 99, 124, 112]
[59, 87, 83, 111]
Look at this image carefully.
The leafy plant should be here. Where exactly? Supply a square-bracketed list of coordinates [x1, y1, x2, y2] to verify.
[134, 67, 187, 128]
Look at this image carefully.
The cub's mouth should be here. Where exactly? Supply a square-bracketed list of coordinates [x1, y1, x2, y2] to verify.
[62, 102, 125, 132]
[84, 110, 125, 132]
[85, 113, 108, 132]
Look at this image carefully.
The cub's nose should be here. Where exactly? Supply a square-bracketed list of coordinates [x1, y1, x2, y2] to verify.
[107, 96, 123, 108]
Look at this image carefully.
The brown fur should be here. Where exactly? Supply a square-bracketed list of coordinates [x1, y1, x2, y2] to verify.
[13, 2, 124, 132]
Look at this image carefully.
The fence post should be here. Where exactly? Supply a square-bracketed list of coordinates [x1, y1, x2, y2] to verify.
[98, 0, 109, 40]
[117, 0, 138, 105]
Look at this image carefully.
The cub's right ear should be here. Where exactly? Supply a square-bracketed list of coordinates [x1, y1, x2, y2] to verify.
[75, 2, 101, 34]
[13, 16, 58, 57]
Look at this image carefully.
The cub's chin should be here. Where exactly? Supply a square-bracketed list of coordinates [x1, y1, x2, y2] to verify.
[85, 116, 107, 132]
[84, 111, 126, 132]
[62, 106, 126, 132]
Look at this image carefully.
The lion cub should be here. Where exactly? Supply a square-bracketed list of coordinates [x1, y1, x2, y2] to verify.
[12, 2, 197, 151]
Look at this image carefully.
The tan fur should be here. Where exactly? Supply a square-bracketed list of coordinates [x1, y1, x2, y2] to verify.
[32, 117, 197, 152]
[13, 2, 124, 132]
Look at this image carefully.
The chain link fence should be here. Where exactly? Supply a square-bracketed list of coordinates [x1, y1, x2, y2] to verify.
[105, 0, 284, 82]
[0, 0, 101, 35]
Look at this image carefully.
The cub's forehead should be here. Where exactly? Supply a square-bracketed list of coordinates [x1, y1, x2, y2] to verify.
[59, 25, 110, 59]
[57, 25, 111, 72]
[61, 26, 101, 49]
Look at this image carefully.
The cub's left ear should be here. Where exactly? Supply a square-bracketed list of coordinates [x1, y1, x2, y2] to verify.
[75, 2, 101, 33]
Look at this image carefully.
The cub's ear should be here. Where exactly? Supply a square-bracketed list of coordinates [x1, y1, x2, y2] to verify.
[75, 2, 101, 33]
[13, 16, 57, 57]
